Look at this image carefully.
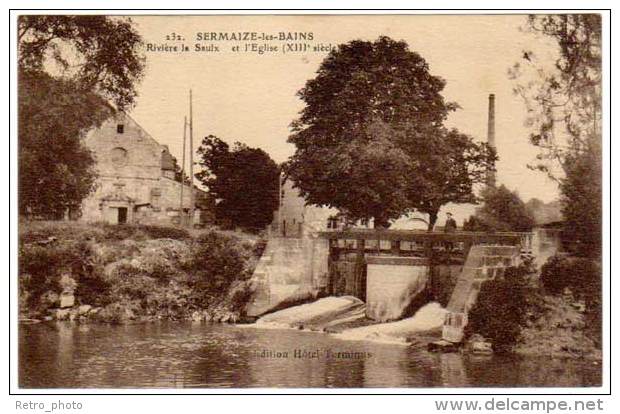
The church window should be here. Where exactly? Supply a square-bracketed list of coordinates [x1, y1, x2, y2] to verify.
[117, 124, 124, 134]
[110, 147, 128, 167]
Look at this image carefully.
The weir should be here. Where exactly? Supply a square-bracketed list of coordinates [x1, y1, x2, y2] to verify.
[245, 237, 330, 317]
[246, 229, 533, 343]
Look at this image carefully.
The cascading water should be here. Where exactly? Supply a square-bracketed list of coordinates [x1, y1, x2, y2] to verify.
[249, 296, 447, 346]
[335, 302, 447, 344]
[253, 296, 366, 330]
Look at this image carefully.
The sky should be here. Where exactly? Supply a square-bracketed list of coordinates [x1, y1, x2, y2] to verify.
[127, 15, 561, 203]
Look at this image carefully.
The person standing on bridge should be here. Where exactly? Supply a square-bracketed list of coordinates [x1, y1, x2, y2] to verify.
[444, 212, 457, 252]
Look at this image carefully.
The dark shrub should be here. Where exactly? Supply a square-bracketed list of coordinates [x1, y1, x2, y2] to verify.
[75, 273, 112, 307]
[139, 225, 190, 240]
[540, 255, 601, 297]
[19, 239, 111, 309]
[97, 224, 146, 241]
[97, 224, 189, 241]
[229, 282, 254, 314]
[462, 185, 535, 232]
[465, 266, 531, 351]
[184, 232, 247, 308]
[584, 274, 602, 347]
[19, 245, 64, 307]
[540, 255, 601, 346]
[19, 220, 105, 244]
[71, 242, 112, 307]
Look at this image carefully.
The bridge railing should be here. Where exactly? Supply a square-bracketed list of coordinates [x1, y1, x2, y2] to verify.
[318, 229, 532, 260]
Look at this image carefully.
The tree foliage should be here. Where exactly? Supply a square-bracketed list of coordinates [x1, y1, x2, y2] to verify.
[196, 136, 280, 230]
[465, 266, 531, 351]
[18, 16, 145, 218]
[559, 142, 602, 257]
[463, 184, 535, 232]
[510, 14, 602, 256]
[540, 255, 601, 345]
[405, 127, 495, 229]
[184, 232, 247, 308]
[18, 15, 145, 109]
[285, 36, 494, 229]
[19, 72, 112, 218]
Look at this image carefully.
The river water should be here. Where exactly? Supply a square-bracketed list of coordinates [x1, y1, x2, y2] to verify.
[19, 322, 601, 388]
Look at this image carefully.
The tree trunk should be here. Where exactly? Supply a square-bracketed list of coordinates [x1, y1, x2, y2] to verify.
[374, 215, 390, 229]
[427, 210, 438, 232]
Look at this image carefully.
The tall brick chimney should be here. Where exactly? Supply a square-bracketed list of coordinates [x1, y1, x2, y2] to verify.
[487, 93, 496, 188]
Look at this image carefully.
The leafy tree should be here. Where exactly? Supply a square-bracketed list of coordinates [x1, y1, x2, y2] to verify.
[404, 126, 495, 230]
[285, 36, 494, 229]
[463, 185, 535, 232]
[524, 198, 563, 225]
[170, 156, 191, 185]
[18, 16, 145, 218]
[18, 15, 144, 109]
[19, 72, 111, 218]
[196, 136, 280, 230]
[510, 15, 601, 256]
[559, 142, 602, 257]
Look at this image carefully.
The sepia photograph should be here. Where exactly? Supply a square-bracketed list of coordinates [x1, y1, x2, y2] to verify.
[12, 11, 607, 392]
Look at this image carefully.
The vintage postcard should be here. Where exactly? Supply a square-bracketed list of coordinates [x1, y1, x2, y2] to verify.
[14, 12, 606, 392]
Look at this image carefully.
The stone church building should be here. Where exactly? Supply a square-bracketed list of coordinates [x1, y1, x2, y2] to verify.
[80, 112, 205, 225]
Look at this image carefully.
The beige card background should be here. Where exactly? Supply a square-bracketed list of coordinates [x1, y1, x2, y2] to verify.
[130, 15, 560, 202]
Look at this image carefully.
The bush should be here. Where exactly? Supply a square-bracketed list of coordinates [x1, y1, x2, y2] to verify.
[184, 232, 247, 308]
[19, 245, 65, 307]
[465, 266, 531, 351]
[19, 221, 190, 245]
[19, 220, 105, 244]
[228, 281, 254, 314]
[540, 255, 600, 297]
[139, 225, 190, 240]
[70, 242, 112, 307]
[97, 224, 189, 241]
[540, 255, 601, 346]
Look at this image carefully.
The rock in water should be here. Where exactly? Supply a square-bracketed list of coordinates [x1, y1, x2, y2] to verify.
[78, 305, 92, 315]
[428, 339, 460, 353]
[59, 292, 75, 308]
[55, 308, 71, 320]
[470, 341, 493, 354]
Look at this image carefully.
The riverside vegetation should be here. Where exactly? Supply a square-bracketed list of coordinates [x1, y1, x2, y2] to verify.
[19, 221, 601, 360]
[19, 221, 265, 324]
[464, 257, 602, 359]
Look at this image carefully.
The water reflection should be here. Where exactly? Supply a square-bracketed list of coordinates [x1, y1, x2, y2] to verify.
[19, 322, 601, 388]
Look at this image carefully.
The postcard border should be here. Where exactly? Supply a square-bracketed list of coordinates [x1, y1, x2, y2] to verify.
[8, 7, 613, 396]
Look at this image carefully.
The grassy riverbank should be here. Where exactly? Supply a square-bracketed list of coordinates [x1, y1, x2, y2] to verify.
[19, 221, 265, 323]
